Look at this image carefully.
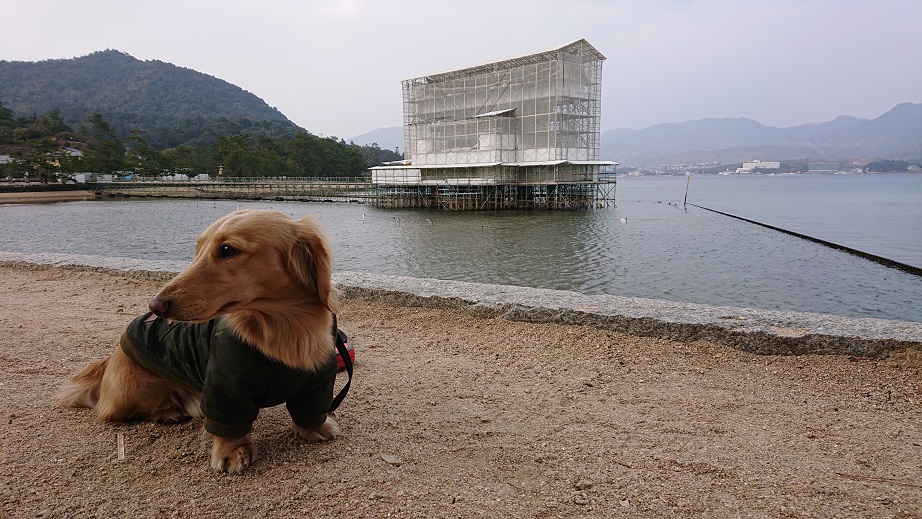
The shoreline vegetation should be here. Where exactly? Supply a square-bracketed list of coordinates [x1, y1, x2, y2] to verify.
[2, 264, 921, 516]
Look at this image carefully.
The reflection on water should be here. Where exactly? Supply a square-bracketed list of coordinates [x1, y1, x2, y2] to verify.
[389, 210, 615, 293]
[1, 174, 921, 323]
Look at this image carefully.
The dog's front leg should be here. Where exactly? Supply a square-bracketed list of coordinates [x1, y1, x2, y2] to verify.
[210, 434, 257, 474]
[292, 415, 340, 442]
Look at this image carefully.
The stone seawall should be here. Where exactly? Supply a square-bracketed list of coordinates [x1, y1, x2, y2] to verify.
[3, 252, 919, 357]
[333, 272, 922, 358]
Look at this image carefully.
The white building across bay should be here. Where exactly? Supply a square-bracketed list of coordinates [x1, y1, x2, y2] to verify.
[371, 39, 617, 210]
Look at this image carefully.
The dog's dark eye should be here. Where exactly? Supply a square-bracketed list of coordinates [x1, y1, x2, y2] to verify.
[219, 244, 240, 258]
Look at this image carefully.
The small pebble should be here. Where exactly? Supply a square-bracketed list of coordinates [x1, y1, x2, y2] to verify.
[381, 454, 403, 466]
[574, 480, 593, 490]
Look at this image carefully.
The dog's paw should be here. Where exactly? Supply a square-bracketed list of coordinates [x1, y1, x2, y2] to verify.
[210, 434, 257, 474]
[293, 415, 340, 442]
[156, 414, 192, 425]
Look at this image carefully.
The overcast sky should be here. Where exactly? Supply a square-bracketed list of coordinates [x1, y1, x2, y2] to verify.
[3, 0, 921, 139]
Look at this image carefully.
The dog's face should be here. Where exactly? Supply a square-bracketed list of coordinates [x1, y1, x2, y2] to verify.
[149, 209, 335, 322]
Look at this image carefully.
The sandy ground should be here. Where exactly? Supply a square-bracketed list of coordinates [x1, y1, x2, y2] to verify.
[1, 264, 921, 518]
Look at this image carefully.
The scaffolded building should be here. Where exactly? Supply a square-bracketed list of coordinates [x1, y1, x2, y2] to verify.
[370, 38, 616, 210]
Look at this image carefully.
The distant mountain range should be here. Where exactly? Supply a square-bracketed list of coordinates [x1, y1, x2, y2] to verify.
[348, 126, 404, 153]
[601, 103, 922, 166]
[350, 103, 922, 167]
[0, 50, 303, 148]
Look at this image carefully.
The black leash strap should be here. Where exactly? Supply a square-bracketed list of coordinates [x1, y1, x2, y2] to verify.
[328, 314, 352, 413]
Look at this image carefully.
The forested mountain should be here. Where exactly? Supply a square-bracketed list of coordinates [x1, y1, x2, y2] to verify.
[0, 50, 403, 181]
[0, 50, 302, 148]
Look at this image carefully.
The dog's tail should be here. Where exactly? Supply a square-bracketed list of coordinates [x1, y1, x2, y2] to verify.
[56, 358, 108, 408]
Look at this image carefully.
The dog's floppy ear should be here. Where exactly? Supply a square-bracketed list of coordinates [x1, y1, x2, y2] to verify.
[288, 216, 337, 313]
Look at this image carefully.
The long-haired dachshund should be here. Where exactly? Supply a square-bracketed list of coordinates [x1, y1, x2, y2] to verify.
[58, 209, 342, 473]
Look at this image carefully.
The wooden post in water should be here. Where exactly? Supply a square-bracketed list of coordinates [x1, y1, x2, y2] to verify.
[683, 174, 690, 208]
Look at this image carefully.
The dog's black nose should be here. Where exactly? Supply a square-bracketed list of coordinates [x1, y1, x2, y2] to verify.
[149, 297, 171, 317]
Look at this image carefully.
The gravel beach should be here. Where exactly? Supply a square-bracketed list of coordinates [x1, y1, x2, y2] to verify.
[1, 264, 920, 518]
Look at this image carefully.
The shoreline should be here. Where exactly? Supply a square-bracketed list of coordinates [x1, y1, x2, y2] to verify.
[0, 190, 97, 204]
[4, 257, 920, 357]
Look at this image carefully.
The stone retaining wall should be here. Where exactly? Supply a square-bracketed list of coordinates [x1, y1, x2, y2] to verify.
[333, 272, 922, 358]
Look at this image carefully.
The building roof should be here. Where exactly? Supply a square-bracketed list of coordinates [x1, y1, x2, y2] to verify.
[407, 39, 605, 83]
[568, 160, 619, 166]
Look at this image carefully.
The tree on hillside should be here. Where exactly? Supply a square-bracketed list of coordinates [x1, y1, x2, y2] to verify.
[287, 133, 323, 176]
[349, 141, 403, 166]
[41, 109, 71, 136]
[331, 138, 367, 177]
[865, 160, 909, 172]
[289, 134, 365, 177]
[161, 144, 211, 178]
[212, 134, 255, 177]
[0, 102, 13, 124]
[125, 129, 166, 176]
[0, 102, 16, 142]
[254, 136, 295, 177]
[10, 138, 66, 182]
[10, 110, 73, 141]
[81, 113, 125, 175]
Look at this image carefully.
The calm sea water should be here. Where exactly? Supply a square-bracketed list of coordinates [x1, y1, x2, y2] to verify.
[1, 173, 921, 322]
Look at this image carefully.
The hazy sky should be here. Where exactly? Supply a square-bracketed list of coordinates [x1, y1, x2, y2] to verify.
[3, 0, 921, 139]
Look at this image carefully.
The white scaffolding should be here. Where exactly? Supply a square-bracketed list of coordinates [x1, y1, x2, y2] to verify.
[372, 39, 616, 210]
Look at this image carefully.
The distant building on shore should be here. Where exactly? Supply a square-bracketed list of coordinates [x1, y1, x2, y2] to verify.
[808, 162, 842, 173]
[736, 160, 781, 174]
[369, 39, 617, 210]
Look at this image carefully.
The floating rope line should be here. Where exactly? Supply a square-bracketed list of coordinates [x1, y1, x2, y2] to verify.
[687, 204, 922, 277]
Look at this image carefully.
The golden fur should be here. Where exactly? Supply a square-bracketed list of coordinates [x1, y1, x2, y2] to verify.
[57, 209, 341, 473]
